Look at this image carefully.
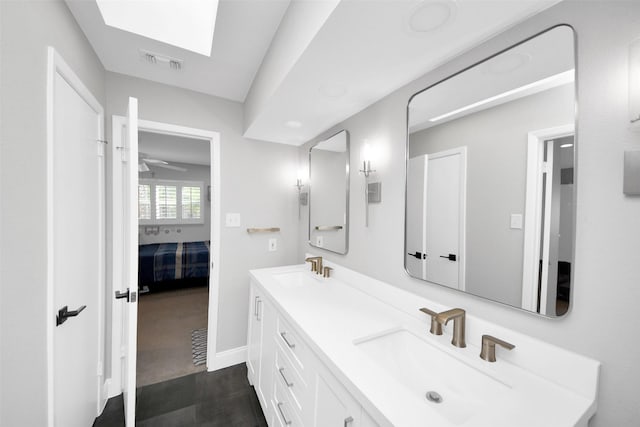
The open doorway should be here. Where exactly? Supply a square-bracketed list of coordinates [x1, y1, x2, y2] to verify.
[110, 113, 222, 424]
[522, 124, 575, 316]
[136, 131, 212, 386]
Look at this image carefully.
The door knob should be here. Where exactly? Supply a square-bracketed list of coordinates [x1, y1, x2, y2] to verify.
[408, 251, 426, 259]
[115, 288, 136, 303]
[115, 289, 130, 300]
[439, 254, 457, 261]
[56, 305, 87, 326]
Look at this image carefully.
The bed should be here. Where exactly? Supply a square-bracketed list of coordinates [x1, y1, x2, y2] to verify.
[139, 241, 210, 290]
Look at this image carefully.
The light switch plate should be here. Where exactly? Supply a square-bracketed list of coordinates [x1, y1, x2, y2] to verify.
[268, 238, 277, 252]
[510, 214, 523, 229]
[225, 213, 241, 227]
[316, 236, 323, 247]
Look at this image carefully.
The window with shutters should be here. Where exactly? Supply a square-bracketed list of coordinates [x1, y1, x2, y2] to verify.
[138, 179, 204, 225]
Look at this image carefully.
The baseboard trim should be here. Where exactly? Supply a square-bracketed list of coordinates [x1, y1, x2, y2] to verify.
[210, 345, 247, 371]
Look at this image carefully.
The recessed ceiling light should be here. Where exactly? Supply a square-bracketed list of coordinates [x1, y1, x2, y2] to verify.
[285, 120, 303, 129]
[486, 52, 532, 74]
[407, 1, 455, 34]
[319, 84, 348, 98]
[96, 0, 219, 56]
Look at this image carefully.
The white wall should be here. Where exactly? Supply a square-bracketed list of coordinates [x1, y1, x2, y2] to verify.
[410, 85, 574, 307]
[139, 162, 211, 245]
[298, 2, 640, 426]
[105, 72, 300, 355]
[0, 1, 106, 425]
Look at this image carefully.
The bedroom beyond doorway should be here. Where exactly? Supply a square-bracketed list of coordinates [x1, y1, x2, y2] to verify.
[136, 130, 212, 387]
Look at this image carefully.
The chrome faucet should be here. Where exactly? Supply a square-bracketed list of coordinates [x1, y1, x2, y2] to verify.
[435, 308, 466, 348]
[305, 256, 323, 274]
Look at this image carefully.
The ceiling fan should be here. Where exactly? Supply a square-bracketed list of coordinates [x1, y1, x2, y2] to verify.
[138, 152, 188, 172]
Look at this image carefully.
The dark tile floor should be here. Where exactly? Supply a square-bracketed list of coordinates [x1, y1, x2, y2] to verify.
[93, 364, 267, 427]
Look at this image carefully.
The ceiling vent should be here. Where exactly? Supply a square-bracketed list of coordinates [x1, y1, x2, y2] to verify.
[139, 49, 184, 71]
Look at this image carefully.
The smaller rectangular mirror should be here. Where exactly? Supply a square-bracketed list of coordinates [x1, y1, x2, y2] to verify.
[309, 130, 350, 254]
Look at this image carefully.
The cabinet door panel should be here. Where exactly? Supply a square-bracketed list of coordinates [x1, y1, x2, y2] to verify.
[257, 297, 276, 410]
[246, 285, 262, 385]
[314, 373, 361, 427]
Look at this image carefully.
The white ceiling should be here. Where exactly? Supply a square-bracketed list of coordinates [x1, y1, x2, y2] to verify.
[139, 131, 210, 165]
[65, 0, 290, 102]
[243, 0, 561, 145]
[66, 0, 562, 145]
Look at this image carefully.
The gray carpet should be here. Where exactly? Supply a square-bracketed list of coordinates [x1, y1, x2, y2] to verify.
[191, 328, 207, 366]
[137, 286, 208, 387]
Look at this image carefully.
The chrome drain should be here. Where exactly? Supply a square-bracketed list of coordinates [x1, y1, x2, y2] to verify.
[425, 391, 443, 403]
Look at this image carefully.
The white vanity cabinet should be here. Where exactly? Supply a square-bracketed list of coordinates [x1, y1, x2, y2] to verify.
[246, 284, 277, 418]
[247, 279, 378, 427]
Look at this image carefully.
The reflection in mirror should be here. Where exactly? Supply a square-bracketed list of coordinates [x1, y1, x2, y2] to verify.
[309, 130, 349, 254]
[405, 26, 575, 317]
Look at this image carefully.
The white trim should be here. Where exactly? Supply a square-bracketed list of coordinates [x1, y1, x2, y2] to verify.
[213, 346, 247, 371]
[46, 47, 106, 426]
[109, 117, 222, 391]
[521, 124, 574, 312]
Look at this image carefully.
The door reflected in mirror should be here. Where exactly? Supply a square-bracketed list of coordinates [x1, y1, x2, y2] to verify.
[405, 26, 575, 317]
[309, 130, 350, 254]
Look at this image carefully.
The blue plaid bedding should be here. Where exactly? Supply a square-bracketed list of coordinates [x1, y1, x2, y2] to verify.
[139, 241, 210, 284]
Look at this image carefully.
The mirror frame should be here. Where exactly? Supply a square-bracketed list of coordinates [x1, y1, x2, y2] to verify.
[403, 24, 578, 317]
[308, 129, 351, 255]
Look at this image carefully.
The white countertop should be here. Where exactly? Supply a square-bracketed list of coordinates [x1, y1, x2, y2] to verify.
[249, 263, 598, 427]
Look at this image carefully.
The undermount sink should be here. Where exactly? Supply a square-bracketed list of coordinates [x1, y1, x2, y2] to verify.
[273, 271, 321, 288]
[354, 328, 511, 425]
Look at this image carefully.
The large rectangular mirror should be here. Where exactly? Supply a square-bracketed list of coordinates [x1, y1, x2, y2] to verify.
[405, 26, 576, 317]
[309, 130, 349, 254]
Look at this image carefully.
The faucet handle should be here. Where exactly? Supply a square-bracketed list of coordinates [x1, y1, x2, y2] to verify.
[419, 307, 443, 335]
[322, 266, 333, 278]
[480, 335, 515, 362]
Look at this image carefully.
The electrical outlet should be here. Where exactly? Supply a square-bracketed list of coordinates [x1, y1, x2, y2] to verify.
[316, 236, 323, 247]
[268, 238, 277, 252]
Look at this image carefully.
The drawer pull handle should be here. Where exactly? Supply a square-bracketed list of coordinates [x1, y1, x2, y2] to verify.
[277, 402, 292, 425]
[280, 332, 296, 349]
[279, 367, 293, 387]
[344, 416, 354, 427]
[254, 296, 259, 317]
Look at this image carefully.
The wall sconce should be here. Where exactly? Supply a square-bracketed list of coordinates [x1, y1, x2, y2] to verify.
[359, 143, 377, 227]
[630, 38, 640, 129]
[295, 169, 308, 219]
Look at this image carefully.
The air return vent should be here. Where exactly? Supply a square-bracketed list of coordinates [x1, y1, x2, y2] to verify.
[139, 49, 183, 71]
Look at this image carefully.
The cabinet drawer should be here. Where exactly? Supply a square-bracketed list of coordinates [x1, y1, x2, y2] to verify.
[277, 316, 312, 376]
[272, 374, 304, 427]
[275, 340, 309, 414]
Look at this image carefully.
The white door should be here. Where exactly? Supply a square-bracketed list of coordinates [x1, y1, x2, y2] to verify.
[406, 155, 427, 279]
[424, 149, 465, 289]
[52, 70, 103, 425]
[115, 97, 139, 427]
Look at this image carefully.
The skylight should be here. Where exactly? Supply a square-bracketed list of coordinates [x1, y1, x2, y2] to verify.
[96, 0, 218, 56]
